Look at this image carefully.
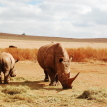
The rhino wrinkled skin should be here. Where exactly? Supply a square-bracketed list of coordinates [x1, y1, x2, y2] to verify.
[37, 43, 79, 89]
[0, 52, 17, 84]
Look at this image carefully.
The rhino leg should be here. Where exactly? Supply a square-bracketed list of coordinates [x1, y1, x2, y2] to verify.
[44, 70, 49, 82]
[49, 74, 59, 86]
[4, 71, 10, 84]
[49, 74, 60, 86]
[45, 68, 59, 86]
[0, 71, 2, 84]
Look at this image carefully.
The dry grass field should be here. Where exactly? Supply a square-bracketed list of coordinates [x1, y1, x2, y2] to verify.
[0, 33, 107, 49]
[0, 33, 107, 107]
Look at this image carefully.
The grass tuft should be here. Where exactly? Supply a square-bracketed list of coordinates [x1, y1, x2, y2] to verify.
[10, 77, 26, 82]
[77, 88, 107, 102]
[2, 85, 30, 95]
[4, 93, 36, 103]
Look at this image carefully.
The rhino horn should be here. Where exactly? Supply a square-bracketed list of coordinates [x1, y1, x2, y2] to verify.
[68, 72, 80, 85]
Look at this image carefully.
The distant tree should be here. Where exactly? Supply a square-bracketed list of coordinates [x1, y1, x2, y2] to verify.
[22, 33, 25, 35]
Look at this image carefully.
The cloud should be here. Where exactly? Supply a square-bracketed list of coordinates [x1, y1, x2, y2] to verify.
[0, 0, 107, 38]
[87, 8, 107, 25]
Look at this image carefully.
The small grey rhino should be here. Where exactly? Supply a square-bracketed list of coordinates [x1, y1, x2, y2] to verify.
[37, 43, 79, 89]
[0, 52, 18, 84]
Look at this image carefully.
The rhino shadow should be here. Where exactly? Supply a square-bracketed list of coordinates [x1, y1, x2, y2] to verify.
[9, 80, 63, 92]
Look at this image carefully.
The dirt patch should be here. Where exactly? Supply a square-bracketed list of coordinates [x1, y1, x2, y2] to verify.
[0, 61, 107, 107]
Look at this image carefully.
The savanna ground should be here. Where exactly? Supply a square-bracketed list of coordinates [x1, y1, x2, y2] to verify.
[0, 33, 107, 107]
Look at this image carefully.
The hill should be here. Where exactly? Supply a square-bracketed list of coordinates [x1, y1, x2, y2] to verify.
[0, 33, 107, 49]
[0, 33, 107, 43]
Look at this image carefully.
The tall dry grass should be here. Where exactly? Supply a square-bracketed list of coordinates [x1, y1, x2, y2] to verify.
[0, 47, 107, 62]
[66, 47, 107, 62]
[0, 48, 38, 61]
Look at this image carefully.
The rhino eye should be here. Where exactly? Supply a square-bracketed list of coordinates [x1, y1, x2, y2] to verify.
[59, 58, 63, 63]
[59, 57, 64, 63]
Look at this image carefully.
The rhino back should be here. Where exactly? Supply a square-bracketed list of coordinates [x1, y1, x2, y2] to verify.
[0, 52, 15, 71]
[37, 44, 58, 69]
[55, 43, 69, 60]
[6, 53, 15, 68]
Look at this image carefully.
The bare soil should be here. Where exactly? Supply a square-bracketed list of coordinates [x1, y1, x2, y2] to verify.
[15, 61, 107, 90]
[2, 61, 106, 107]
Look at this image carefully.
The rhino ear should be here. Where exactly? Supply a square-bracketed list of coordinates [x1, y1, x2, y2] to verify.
[59, 57, 64, 63]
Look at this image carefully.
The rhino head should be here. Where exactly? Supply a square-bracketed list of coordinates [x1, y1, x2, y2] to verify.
[57, 57, 79, 89]
[10, 60, 18, 77]
[10, 68, 17, 77]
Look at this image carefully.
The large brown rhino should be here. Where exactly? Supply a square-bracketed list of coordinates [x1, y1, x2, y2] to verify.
[37, 43, 79, 89]
[0, 52, 18, 84]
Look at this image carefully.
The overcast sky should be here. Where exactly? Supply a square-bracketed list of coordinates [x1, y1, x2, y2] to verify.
[0, 0, 107, 38]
